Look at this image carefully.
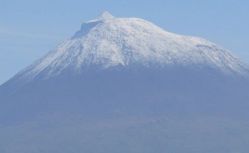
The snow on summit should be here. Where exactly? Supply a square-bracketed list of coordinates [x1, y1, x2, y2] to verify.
[19, 12, 248, 79]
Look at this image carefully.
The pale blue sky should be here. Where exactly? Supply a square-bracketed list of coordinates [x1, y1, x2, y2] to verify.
[0, 0, 249, 84]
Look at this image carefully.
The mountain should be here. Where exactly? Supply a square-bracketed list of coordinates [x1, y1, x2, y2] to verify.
[0, 12, 249, 153]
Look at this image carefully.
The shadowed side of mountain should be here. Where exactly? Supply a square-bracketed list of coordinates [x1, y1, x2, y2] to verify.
[0, 66, 249, 124]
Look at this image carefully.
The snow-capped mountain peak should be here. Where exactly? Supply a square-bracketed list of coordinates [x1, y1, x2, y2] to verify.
[16, 12, 248, 80]
[96, 11, 115, 21]
[1, 12, 249, 153]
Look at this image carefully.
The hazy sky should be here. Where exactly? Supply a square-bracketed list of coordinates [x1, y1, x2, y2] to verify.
[0, 0, 249, 84]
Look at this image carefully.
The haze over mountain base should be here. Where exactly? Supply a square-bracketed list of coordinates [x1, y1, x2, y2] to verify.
[1, 67, 249, 153]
